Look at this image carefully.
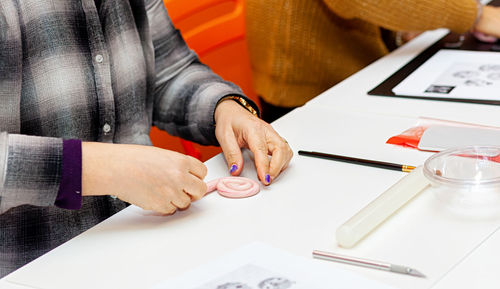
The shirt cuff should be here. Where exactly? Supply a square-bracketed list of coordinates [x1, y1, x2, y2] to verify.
[55, 139, 82, 210]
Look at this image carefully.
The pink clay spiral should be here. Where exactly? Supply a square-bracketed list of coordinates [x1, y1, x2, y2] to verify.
[206, 177, 260, 198]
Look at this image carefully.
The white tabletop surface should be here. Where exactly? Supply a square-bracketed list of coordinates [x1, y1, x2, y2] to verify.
[3, 29, 500, 289]
[0, 280, 35, 289]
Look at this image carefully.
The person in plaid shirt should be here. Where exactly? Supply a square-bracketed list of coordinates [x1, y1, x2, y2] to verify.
[0, 0, 293, 277]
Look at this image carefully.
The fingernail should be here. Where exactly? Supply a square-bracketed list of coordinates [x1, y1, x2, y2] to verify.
[265, 174, 271, 184]
[229, 164, 238, 174]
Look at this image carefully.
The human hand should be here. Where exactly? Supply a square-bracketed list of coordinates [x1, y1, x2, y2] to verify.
[214, 100, 293, 185]
[474, 5, 500, 40]
[395, 31, 422, 47]
[401, 31, 421, 43]
[473, 31, 498, 43]
[81, 142, 207, 214]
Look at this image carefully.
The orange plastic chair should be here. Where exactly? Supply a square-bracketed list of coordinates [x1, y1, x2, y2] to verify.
[164, 0, 245, 56]
[150, 0, 258, 161]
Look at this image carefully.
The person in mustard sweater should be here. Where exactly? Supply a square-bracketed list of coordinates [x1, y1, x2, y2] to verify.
[246, 0, 500, 122]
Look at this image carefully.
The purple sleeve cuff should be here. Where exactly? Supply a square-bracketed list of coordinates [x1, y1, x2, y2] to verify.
[55, 139, 83, 210]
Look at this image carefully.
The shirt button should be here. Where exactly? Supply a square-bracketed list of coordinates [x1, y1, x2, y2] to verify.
[103, 123, 111, 133]
[95, 54, 104, 63]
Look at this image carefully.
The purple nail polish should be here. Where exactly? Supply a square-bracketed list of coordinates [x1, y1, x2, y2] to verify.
[229, 164, 238, 174]
[265, 174, 271, 184]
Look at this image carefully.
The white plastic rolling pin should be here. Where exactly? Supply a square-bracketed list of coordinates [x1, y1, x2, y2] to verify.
[336, 166, 430, 248]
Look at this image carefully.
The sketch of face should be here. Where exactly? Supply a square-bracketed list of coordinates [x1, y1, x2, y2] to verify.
[257, 277, 294, 289]
[216, 282, 252, 289]
[487, 73, 500, 81]
[479, 65, 500, 72]
[452, 71, 480, 79]
[464, 79, 492, 86]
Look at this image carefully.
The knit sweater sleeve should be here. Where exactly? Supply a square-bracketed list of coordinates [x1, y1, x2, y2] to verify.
[322, 0, 478, 33]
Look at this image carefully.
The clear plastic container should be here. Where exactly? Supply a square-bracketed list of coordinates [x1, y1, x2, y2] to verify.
[423, 146, 500, 217]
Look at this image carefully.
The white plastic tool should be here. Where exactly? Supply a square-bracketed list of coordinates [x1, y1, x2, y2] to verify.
[336, 166, 430, 248]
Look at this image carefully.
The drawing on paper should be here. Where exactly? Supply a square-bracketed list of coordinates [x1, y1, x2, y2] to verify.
[216, 282, 252, 289]
[424, 62, 500, 94]
[392, 50, 500, 100]
[258, 277, 294, 289]
[193, 264, 297, 289]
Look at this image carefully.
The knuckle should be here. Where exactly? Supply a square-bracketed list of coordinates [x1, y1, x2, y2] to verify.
[186, 155, 201, 164]
[192, 183, 207, 200]
[222, 130, 235, 139]
[201, 181, 208, 191]
[156, 203, 176, 215]
[251, 124, 266, 135]
[179, 157, 191, 168]
[190, 186, 206, 200]
[256, 144, 268, 154]
[198, 163, 208, 178]
[164, 207, 177, 215]
[225, 150, 240, 160]
[177, 195, 192, 209]
[176, 202, 190, 210]
[223, 150, 241, 164]
[278, 141, 288, 150]
[172, 170, 185, 181]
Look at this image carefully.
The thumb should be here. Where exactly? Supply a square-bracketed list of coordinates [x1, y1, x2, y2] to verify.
[217, 129, 244, 176]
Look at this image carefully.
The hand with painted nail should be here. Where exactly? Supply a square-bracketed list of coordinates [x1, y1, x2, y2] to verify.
[214, 99, 293, 185]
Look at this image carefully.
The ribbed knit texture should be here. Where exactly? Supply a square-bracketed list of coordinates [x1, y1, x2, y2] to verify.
[246, 0, 478, 107]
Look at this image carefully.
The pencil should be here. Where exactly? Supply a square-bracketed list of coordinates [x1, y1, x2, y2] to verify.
[297, 150, 416, 173]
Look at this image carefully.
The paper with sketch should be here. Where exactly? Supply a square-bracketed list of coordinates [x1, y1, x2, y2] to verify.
[150, 242, 396, 289]
[392, 50, 500, 100]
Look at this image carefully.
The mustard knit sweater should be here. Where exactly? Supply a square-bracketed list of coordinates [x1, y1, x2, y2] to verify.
[246, 0, 478, 107]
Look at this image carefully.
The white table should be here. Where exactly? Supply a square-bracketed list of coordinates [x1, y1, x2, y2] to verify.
[3, 30, 500, 289]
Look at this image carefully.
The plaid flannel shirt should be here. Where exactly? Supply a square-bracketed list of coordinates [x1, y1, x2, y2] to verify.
[0, 0, 251, 277]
